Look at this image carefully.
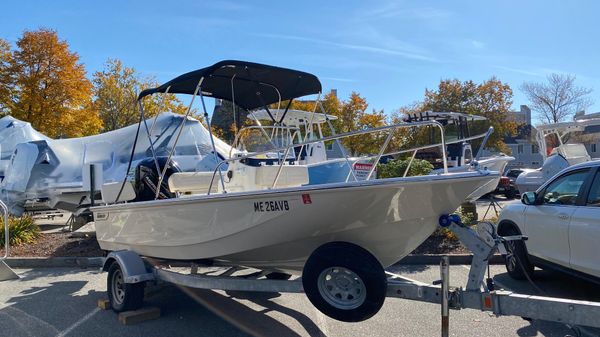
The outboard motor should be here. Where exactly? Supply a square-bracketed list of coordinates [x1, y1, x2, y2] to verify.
[134, 157, 181, 202]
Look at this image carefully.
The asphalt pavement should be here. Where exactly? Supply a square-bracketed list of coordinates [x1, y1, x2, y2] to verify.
[1, 263, 598, 337]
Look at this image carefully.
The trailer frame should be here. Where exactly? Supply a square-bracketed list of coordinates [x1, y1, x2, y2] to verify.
[102, 214, 600, 335]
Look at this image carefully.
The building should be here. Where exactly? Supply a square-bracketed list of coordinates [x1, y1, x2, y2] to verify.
[490, 107, 600, 170]
[575, 111, 600, 159]
[490, 105, 544, 170]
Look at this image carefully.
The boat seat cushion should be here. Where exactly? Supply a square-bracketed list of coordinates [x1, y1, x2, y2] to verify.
[168, 171, 218, 195]
[255, 165, 309, 187]
[101, 181, 136, 203]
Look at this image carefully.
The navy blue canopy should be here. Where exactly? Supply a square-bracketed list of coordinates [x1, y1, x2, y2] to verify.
[138, 60, 322, 111]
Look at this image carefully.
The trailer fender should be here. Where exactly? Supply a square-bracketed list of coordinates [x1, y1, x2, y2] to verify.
[102, 250, 154, 284]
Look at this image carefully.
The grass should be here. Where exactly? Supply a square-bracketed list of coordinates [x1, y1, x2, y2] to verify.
[0, 215, 40, 247]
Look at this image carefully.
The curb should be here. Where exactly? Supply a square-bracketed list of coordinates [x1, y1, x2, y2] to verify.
[398, 254, 504, 265]
[3, 254, 504, 268]
[5, 257, 105, 268]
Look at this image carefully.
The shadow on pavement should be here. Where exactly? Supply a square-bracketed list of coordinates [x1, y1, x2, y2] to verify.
[1, 280, 104, 337]
[0, 274, 251, 337]
[181, 286, 328, 337]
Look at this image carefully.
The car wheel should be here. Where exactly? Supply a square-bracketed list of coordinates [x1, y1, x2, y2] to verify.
[107, 262, 145, 312]
[504, 190, 516, 199]
[503, 227, 534, 280]
[302, 242, 387, 322]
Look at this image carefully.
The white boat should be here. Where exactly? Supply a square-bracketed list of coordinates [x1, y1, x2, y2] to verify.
[92, 60, 497, 321]
[93, 61, 497, 264]
[95, 172, 494, 270]
[1, 112, 232, 215]
[516, 117, 600, 193]
[404, 112, 514, 200]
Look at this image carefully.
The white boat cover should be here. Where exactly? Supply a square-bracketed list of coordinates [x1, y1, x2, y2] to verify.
[0, 116, 50, 179]
[1, 112, 233, 214]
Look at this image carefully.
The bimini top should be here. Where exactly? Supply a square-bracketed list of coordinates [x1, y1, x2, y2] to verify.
[138, 60, 322, 111]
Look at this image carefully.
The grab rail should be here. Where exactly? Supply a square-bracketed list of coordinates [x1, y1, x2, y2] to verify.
[206, 120, 448, 194]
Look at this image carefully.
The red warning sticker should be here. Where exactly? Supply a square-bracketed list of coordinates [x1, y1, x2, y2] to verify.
[302, 194, 312, 204]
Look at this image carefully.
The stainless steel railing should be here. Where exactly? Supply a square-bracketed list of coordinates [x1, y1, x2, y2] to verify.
[206, 120, 448, 194]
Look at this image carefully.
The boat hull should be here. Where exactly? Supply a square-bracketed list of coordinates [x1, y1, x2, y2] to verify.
[93, 172, 496, 272]
[433, 156, 513, 200]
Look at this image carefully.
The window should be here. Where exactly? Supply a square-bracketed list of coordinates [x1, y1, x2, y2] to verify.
[532, 144, 539, 153]
[541, 169, 589, 205]
[506, 169, 522, 178]
[592, 144, 597, 153]
[587, 172, 600, 206]
[517, 145, 524, 154]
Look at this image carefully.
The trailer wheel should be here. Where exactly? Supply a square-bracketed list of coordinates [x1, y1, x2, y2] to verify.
[107, 262, 145, 312]
[302, 242, 386, 322]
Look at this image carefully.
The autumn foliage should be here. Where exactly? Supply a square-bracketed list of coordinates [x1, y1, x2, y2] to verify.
[1, 29, 100, 137]
[421, 77, 517, 153]
[0, 29, 191, 138]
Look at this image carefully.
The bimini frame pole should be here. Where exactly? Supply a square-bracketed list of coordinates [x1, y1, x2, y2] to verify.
[148, 86, 171, 136]
[317, 100, 358, 182]
[154, 79, 203, 199]
[199, 91, 226, 192]
[139, 100, 161, 177]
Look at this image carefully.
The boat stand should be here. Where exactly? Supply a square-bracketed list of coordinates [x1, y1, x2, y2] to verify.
[482, 195, 503, 219]
[102, 214, 600, 335]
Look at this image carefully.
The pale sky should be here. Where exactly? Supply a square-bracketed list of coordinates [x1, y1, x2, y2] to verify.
[1, 0, 598, 121]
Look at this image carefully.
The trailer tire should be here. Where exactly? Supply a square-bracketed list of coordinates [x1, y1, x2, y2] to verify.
[302, 242, 386, 322]
[107, 262, 145, 312]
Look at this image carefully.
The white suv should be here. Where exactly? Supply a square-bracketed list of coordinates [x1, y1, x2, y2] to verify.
[497, 160, 600, 282]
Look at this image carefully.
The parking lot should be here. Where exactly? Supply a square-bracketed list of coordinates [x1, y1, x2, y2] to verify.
[1, 263, 598, 337]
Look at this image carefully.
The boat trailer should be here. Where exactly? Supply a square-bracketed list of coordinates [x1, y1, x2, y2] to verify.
[102, 214, 600, 336]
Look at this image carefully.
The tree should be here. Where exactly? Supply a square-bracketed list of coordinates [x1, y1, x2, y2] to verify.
[92, 58, 191, 132]
[351, 108, 387, 155]
[291, 91, 384, 156]
[0, 39, 14, 115]
[521, 73, 594, 124]
[10, 28, 101, 137]
[210, 99, 249, 143]
[422, 77, 516, 153]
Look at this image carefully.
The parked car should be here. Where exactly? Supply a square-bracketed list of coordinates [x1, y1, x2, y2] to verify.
[494, 176, 518, 199]
[496, 160, 600, 283]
